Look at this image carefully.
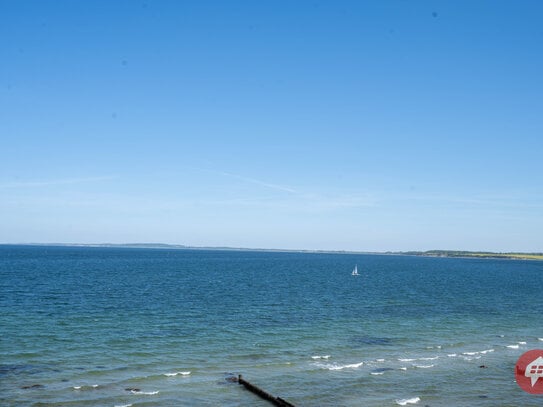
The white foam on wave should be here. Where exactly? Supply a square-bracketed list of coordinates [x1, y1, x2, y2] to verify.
[164, 371, 191, 377]
[539, 338, 543, 342]
[72, 385, 100, 391]
[461, 349, 494, 357]
[115, 404, 132, 407]
[370, 371, 384, 375]
[447, 353, 457, 357]
[131, 390, 159, 395]
[331, 362, 364, 370]
[507, 344, 519, 349]
[318, 361, 363, 371]
[399, 367, 408, 371]
[414, 364, 434, 369]
[376, 358, 385, 362]
[311, 355, 330, 360]
[396, 396, 421, 405]
[518, 341, 527, 345]
[398, 356, 437, 363]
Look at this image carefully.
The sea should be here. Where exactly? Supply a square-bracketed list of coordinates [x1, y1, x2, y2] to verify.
[1, 245, 542, 406]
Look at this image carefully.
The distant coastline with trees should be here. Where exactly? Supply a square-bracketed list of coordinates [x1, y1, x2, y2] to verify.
[399, 250, 543, 261]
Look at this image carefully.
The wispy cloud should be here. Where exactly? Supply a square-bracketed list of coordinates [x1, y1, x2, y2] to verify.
[400, 193, 543, 210]
[218, 171, 298, 194]
[0, 175, 117, 189]
[191, 167, 299, 193]
[191, 167, 377, 211]
[304, 193, 377, 210]
[198, 191, 376, 212]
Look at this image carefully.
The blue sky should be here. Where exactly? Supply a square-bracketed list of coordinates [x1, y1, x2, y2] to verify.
[1, 1, 542, 252]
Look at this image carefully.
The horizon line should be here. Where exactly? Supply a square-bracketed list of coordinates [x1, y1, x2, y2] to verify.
[1, 242, 542, 256]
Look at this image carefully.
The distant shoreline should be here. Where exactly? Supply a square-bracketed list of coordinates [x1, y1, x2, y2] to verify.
[398, 250, 543, 261]
[2, 243, 542, 261]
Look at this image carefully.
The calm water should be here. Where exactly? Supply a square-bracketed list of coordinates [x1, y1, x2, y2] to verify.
[1, 245, 542, 406]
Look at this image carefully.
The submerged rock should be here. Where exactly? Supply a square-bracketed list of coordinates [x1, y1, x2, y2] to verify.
[21, 384, 44, 389]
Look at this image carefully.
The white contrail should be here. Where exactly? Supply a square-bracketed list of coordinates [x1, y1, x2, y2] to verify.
[219, 171, 298, 194]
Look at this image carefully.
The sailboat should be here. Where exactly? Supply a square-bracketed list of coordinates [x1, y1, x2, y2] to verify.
[351, 265, 359, 276]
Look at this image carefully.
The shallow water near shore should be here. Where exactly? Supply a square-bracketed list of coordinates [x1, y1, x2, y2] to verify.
[1, 245, 543, 406]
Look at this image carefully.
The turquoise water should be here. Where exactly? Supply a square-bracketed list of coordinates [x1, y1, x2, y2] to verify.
[1, 245, 542, 406]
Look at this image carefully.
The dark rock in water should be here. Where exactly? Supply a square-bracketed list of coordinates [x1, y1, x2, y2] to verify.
[479, 365, 488, 368]
[21, 384, 44, 389]
[125, 387, 141, 392]
[478, 395, 488, 398]
[223, 372, 238, 384]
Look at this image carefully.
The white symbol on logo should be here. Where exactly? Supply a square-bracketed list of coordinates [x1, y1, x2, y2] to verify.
[525, 356, 543, 387]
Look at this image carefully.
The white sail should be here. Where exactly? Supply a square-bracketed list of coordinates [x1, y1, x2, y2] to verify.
[352, 265, 359, 276]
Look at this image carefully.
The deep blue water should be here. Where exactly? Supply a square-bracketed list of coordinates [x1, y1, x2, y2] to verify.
[1, 245, 542, 406]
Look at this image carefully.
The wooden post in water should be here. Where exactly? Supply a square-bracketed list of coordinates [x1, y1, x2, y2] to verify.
[237, 375, 296, 407]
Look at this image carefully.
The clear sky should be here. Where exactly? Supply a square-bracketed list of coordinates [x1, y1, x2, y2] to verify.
[1, 1, 542, 252]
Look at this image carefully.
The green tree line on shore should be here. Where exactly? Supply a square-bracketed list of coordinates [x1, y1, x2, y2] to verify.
[402, 250, 543, 260]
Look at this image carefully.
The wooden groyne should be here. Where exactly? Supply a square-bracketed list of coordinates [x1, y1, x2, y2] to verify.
[237, 375, 296, 407]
